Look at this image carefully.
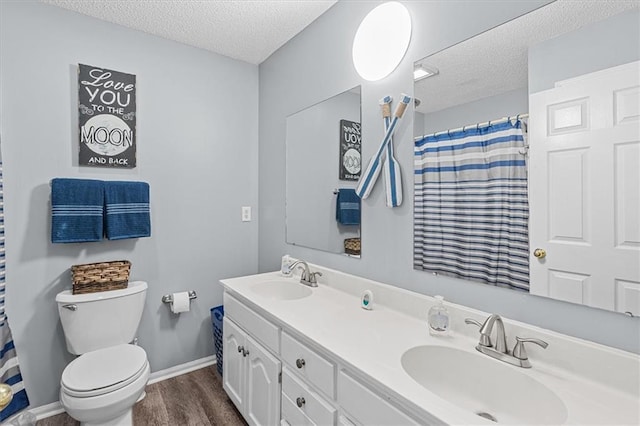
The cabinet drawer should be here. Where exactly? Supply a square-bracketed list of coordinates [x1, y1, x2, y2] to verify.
[281, 331, 335, 398]
[282, 367, 336, 426]
[224, 292, 280, 354]
[281, 393, 313, 426]
[337, 370, 419, 426]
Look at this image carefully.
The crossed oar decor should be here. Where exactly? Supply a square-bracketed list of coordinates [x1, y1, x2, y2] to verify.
[356, 94, 411, 207]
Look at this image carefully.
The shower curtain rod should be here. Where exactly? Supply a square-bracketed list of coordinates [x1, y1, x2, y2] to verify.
[414, 113, 529, 140]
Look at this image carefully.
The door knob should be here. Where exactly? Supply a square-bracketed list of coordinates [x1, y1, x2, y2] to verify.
[533, 248, 546, 259]
[237, 345, 244, 353]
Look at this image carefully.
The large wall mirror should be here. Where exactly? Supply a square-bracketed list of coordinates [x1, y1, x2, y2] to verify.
[286, 87, 362, 257]
[413, 1, 639, 315]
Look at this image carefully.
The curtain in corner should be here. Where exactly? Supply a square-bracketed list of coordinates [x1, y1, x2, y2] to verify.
[0, 146, 30, 421]
[413, 120, 529, 291]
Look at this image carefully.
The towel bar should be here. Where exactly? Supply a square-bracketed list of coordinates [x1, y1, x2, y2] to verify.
[161, 291, 197, 304]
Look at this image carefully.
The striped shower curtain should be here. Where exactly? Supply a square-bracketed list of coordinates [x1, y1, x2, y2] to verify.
[0, 151, 30, 420]
[414, 120, 529, 291]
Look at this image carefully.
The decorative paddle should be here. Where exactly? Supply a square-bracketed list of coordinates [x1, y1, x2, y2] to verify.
[381, 96, 403, 207]
[356, 93, 411, 199]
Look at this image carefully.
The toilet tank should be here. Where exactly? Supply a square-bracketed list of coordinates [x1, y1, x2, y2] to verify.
[56, 281, 147, 355]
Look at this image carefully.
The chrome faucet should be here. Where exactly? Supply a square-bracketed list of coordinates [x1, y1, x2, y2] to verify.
[479, 314, 508, 353]
[288, 260, 322, 287]
[465, 314, 548, 368]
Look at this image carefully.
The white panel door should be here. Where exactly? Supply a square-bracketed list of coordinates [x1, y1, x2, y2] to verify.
[223, 317, 246, 411]
[529, 61, 640, 314]
[244, 334, 281, 426]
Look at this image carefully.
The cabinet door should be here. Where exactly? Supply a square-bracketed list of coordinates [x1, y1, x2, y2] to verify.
[223, 317, 245, 411]
[244, 334, 282, 426]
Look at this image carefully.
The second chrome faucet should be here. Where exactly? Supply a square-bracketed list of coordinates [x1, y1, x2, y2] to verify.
[465, 314, 548, 368]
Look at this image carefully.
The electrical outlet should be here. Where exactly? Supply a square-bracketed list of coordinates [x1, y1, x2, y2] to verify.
[241, 206, 251, 222]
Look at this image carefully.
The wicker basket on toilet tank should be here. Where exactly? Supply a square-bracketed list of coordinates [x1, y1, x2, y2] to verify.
[71, 260, 131, 294]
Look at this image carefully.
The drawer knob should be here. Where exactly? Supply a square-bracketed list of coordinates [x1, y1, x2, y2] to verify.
[296, 397, 306, 408]
[237, 345, 244, 353]
[243, 348, 250, 357]
[296, 358, 306, 369]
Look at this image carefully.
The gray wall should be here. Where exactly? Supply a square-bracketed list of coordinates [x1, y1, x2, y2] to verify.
[529, 9, 640, 93]
[286, 90, 360, 254]
[259, 1, 640, 354]
[419, 88, 529, 137]
[0, 1, 259, 407]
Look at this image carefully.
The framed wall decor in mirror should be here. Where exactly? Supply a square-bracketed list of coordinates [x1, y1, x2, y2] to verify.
[286, 86, 362, 257]
[413, 1, 639, 315]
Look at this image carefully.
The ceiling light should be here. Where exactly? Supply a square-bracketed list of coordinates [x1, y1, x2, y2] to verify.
[414, 64, 439, 81]
[352, 2, 412, 82]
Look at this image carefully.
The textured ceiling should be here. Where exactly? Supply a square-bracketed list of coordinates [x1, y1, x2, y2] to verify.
[415, 0, 639, 115]
[42, 0, 338, 64]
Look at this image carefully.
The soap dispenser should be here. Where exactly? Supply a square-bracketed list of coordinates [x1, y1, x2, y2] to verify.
[281, 254, 292, 277]
[428, 295, 450, 336]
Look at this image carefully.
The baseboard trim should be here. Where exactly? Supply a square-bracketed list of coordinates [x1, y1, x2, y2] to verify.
[30, 401, 65, 421]
[30, 356, 218, 421]
[148, 355, 216, 385]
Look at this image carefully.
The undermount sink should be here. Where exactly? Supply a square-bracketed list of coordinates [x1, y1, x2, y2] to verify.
[250, 279, 312, 300]
[401, 346, 567, 425]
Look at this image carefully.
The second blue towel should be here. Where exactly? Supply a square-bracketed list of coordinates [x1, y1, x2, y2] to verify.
[104, 181, 151, 240]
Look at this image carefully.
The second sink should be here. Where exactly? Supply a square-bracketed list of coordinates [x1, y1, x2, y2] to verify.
[401, 345, 567, 425]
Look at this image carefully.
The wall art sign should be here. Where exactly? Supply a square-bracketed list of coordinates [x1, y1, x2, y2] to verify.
[339, 119, 361, 181]
[78, 64, 136, 168]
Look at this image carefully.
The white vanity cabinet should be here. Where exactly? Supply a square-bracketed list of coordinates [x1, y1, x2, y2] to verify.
[222, 290, 422, 426]
[222, 269, 640, 426]
[223, 294, 282, 426]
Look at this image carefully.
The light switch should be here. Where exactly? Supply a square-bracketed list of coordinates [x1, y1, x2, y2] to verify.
[242, 206, 251, 222]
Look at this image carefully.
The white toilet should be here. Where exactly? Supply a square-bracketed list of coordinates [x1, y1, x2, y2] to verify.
[56, 281, 150, 426]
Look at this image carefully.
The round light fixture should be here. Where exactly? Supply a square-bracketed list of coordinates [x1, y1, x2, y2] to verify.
[352, 2, 412, 82]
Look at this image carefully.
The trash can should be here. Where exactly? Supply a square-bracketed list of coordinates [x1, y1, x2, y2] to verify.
[211, 306, 224, 376]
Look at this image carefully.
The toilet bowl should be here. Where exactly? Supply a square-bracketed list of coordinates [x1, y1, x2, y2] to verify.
[60, 344, 150, 426]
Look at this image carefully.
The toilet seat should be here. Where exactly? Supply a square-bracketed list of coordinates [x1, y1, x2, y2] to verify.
[61, 344, 148, 398]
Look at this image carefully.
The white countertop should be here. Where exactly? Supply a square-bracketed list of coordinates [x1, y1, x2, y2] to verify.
[220, 266, 640, 425]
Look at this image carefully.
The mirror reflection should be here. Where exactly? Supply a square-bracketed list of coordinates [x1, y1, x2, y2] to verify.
[286, 86, 362, 257]
[413, 1, 639, 315]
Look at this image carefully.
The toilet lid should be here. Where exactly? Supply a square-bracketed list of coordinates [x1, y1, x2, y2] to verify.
[62, 344, 147, 396]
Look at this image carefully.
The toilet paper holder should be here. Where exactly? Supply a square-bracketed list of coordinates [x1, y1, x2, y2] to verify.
[162, 291, 197, 304]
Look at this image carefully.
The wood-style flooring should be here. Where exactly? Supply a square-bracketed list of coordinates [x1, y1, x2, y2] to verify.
[36, 365, 247, 426]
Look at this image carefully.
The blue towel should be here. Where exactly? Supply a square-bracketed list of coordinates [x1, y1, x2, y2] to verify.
[104, 181, 151, 240]
[51, 178, 104, 243]
[336, 188, 360, 225]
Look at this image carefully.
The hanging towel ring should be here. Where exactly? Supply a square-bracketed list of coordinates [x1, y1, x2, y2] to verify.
[462, 125, 467, 132]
